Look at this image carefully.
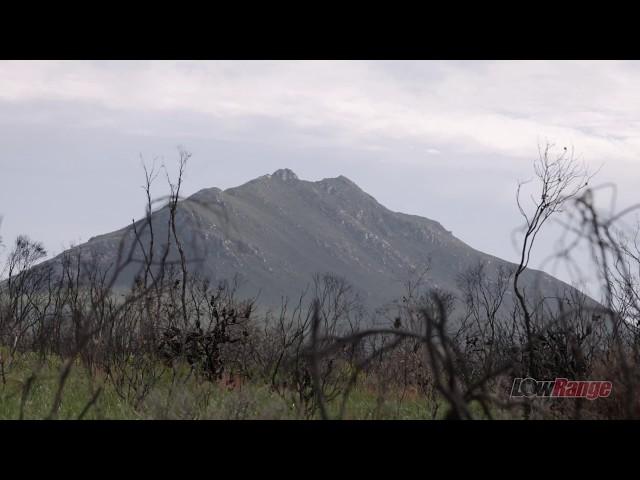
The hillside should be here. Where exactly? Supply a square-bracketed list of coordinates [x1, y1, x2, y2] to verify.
[43, 168, 576, 312]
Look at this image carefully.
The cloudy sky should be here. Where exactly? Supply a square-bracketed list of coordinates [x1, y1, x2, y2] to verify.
[1, 60, 639, 294]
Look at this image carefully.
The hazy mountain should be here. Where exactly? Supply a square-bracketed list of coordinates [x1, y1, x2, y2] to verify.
[44, 168, 578, 313]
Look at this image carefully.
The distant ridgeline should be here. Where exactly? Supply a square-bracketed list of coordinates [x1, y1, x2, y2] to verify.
[34, 168, 587, 317]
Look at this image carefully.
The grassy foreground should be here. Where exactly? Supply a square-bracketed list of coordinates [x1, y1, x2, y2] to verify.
[0, 350, 509, 420]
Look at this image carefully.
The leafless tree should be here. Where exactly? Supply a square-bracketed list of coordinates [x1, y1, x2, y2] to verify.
[513, 143, 593, 395]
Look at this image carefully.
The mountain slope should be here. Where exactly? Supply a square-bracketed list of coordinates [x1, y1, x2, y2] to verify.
[47, 168, 576, 312]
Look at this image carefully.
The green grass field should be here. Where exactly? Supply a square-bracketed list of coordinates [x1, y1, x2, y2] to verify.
[0, 350, 510, 420]
[0, 346, 512, 420]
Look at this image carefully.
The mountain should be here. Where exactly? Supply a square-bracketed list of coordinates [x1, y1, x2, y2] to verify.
[43, 168, 578, 313]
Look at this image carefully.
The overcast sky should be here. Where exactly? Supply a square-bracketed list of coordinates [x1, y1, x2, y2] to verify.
[1, 60, 639, 295]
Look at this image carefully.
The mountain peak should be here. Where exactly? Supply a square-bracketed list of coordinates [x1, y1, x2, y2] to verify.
[335, 174, 357, 186]
[46, 168, 578, 313]
[271, 168, 298, 182]
[318, 174, 362, 193]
